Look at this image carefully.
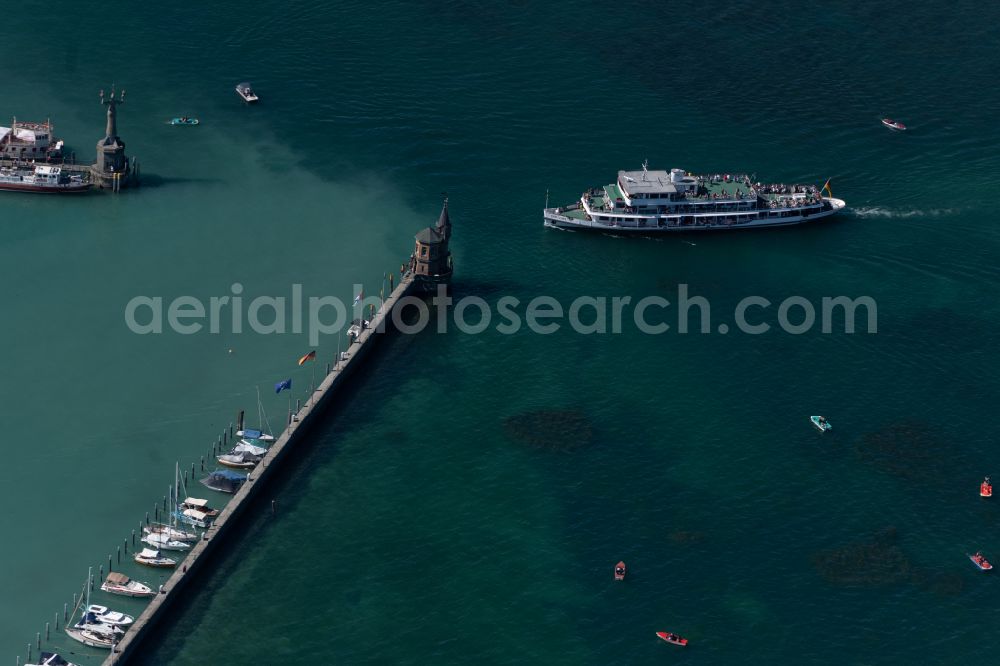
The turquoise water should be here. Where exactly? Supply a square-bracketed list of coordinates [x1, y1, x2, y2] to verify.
[2, 1, 1000, 663]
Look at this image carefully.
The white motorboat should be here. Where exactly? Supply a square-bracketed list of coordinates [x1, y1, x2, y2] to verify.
[217, 439, 267, 469]
[85, 604, 134, 627]
[101, 571, 154, 598]
[176, 507, 213, 528]
[235, 82, 259, 103]
[181, 496, 219, 516]
[134, 547, 176, 568]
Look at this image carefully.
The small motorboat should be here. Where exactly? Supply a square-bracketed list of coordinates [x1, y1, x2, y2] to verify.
[881, 118, 906, 131]
[656, 631, 689, 646]
[981, 476, 992, 498]
[142, 531, 192, 552]
[169, 117, 200, 126]
[27, 652, 80, 666]
[181, 497, 219, 516]
[810, 415, 832, 432]
[969, 552, 993, 571]
[235, 82, 259, 103]
[101, 571, 154, 598]
[176, 507, 214, 529]
[614, 561, 626, 581]
[85, 604, 134, 627]
[134, 547, 177, 568]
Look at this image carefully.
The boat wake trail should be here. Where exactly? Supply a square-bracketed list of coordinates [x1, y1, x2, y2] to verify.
[851, 207, 958, 219]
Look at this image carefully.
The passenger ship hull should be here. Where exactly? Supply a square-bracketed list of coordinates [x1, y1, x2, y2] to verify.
[544, 197, 846, 232]
[0, 182, 92, 194]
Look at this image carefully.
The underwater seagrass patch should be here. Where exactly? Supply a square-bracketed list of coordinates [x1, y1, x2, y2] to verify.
[854, 421, 954, 482]
[503, 409, 594, 452]
[812, 527, 911, 586]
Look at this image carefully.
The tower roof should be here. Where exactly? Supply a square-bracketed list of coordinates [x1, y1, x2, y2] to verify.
[415, 226, 443, 244]
[436, 198, 450, 232]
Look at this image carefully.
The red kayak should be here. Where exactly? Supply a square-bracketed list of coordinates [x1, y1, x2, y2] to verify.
[656, 631, 688, 646]
[969, 552, 993, 571]
[981, 477, 992, 497]
[614, 561, 626, 581]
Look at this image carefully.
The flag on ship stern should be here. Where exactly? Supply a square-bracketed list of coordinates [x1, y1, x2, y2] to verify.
[822, 178, 833, 197]
[297, 350, 317, 365]
[275, 378, 292, 393]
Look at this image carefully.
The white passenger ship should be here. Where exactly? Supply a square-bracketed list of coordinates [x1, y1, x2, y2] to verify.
[544, 164, 846, 232]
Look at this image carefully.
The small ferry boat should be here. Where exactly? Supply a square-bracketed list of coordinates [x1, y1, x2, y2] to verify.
[969, 552, 993, 571]
[134, 547, 177, 568]
[235, 82, 259, 103]
[100, 572, 154, 598]
[881, 118, 906, 131]
[0, 165, 90, 194]
[614, 561, 626, 581]
[27, 652, 79, 666]
[0, 119, 64, 161]
[169, 117, 200, 126]
[544, 165, 845, 233]
[980, 476, 992, 498]
[656, 631, 688, 646]
[810, 416, 832, 432]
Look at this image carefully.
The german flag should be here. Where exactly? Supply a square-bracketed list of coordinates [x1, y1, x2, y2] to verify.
[297, 350, 316, 366]
[821, 178, 833, 198]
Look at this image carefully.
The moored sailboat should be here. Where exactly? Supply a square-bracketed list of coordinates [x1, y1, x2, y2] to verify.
[134, 547, 176, 568]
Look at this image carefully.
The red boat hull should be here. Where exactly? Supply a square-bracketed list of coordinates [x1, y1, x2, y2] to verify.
[614, 561, 626, 581]
[981, 484, 992, 497]
[969, 554, 993, 571]
[656, 631, 688, 646]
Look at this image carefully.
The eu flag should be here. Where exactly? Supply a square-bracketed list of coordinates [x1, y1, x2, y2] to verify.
[275, 378, 292, 394]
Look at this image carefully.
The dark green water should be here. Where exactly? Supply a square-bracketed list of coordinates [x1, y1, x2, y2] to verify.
[3, 1, 1000, 663]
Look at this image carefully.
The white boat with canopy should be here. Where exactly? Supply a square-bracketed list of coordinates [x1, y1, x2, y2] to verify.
[100, 571, 154, 598]
[85, 604, 134, 627]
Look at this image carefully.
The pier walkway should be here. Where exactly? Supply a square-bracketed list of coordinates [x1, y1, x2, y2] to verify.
[101, 272, 416, 666]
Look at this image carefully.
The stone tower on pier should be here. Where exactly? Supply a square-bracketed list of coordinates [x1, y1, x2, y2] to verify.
[412, 197, 454, 292]
[92, 87, 135, 190]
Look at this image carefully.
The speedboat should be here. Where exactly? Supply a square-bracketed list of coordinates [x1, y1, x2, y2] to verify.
[27, 652, 79, 666]
[200, 469, 247, 494]
[144, 522, 199, 542]
[87, 604, 135, 627]
[881, 118, 906, 131]
[969, 552, 993, 571]
[101, 571, 154, 598]
[810, 416, 832, 432]
[981, 477, 992, 498]
[85, 604, 134, 627]
[142, 531, 192, 551]
[169, 117, 200, 126]
[656, 631, 689, 646]
[614, 561, 626, 581]
[134, 547, 176, 568]
[235, 82, 259, 103]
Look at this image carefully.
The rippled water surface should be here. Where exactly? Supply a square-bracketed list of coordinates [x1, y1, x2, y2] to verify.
[1, 1, 999, 664]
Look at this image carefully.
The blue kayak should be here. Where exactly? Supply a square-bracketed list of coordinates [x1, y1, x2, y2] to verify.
[169, 117, 200, 125]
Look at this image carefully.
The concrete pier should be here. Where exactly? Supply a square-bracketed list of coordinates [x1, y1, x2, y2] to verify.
[101, 272, 417, 666]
